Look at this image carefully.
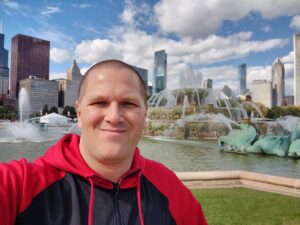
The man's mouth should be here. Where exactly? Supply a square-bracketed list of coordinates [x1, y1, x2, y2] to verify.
[100, 128, 126, 133]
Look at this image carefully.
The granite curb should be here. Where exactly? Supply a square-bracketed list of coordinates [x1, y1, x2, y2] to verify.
[176, 170, 300, 198]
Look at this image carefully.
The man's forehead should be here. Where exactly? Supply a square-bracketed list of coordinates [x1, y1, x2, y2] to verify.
[85, 67, 139, 85]
[78, 61, 147, 103]
[90, 65, 132, 75]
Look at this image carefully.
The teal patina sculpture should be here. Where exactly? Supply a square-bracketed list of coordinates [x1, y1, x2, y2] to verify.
[288, 140, 300, 157]
[249, 135, 290, 156]
[288, 129, 300, 157]
[218, 124, 257, 154]
[219, 124, 300, 158]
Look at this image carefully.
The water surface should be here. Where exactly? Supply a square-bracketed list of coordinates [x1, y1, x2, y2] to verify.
[0, 134, 299, 179]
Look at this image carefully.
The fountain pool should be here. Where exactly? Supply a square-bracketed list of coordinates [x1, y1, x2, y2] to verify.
[0, 132, 299, 180]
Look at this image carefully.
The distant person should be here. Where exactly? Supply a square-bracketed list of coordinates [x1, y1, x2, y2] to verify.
[0, 59, 207, 225]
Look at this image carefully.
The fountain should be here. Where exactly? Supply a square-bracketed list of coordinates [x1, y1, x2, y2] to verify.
[18, 88, 30, 122]
[145, 86, 264, 139]
[145, 70, 300, 159]
[0, 88, 74, 142]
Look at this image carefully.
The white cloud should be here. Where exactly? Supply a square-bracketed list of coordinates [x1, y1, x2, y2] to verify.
[195, 63, 289, 95]
[262, 25, 272, 32]
[41, 6, 62, 16]
[280, 51, 294, 95]
[71, 3, 92, 9]
[120, 6, 135, 25]
[80, 67, 90, 76]
[200, 66, 238, 91]
[1, 0, 19, 13]
[28, 25, 77, 49]
[166, 61, 294, 95]
[120, 0, 153, 28]
[1, 0, 28, 16]
[69, 1, 293, 92]
[74, 39, 122, 64]
[50, 48, 70, 63]
[282, 51, 294, 63]
[290, 14, 300, 30]
[49, 72, 66, 80]
[247, 62, 294, 95]
[247, 66, 271, 82]
[154, 0, 300, 38]
[72, 28, 288, 88]
[284, 63, 294, 79]
[285, 77, 294, 96]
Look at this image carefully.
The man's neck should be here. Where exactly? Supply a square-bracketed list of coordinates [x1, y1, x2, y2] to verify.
[80, 148, 132, 183]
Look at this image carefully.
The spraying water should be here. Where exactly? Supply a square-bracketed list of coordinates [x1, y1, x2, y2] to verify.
[18, 87, 30, 122]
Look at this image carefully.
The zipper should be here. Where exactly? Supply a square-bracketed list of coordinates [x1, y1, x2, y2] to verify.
[113, 182, 122, 225]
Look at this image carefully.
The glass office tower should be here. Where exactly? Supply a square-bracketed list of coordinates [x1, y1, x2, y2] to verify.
[153, 49, 167, 94]
[0, 31, 9, 95]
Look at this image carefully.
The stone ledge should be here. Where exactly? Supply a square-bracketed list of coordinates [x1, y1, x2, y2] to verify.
[176, 171, 300, 198]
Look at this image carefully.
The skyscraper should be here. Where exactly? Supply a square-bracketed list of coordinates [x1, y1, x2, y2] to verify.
[271, 57, 285, 106]
[203, 79, 212, 89]
[0, 29, 9, 96]
[10, 34, 50, 98]
[238, 63, 247, 95]
[294, 33, 300, 105]
[65, 60, 82, 107]
[67, 59, 82, 81]
[251, 80, 273, 108]
[20, 77, 58, 114]
[153, 49, 167, 94]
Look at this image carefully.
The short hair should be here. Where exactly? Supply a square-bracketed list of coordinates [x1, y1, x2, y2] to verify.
[77, 59, 147, 104]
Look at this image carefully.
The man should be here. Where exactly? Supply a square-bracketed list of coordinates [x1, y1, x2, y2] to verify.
[0, 60, 207, 225]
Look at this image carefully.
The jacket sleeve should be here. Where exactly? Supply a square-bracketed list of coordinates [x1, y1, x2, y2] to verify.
[0, 159, 28, 225]
[164, 172, 208, 225]
[176, 184, 207, 225]
[143, 159, 208, 225]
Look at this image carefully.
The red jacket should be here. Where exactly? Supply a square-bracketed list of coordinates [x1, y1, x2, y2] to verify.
[0, 134, 207, 225]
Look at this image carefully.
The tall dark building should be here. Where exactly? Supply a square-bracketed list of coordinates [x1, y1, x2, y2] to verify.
[0, 31, 9, 95]
[10, 34, 50, 97]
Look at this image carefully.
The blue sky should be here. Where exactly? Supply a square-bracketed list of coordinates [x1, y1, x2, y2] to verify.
[1, 0, 300, 95]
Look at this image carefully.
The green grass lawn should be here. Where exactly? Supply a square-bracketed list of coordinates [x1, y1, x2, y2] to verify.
[192, 188, 300, 225]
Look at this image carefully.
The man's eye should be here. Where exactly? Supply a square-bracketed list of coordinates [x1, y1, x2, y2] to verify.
[94, 101, 108, 106]
[123, 102, 136, 107]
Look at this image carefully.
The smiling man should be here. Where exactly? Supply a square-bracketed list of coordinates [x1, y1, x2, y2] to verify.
[76, 61, 148, 183]
[0, 60, 207, 225]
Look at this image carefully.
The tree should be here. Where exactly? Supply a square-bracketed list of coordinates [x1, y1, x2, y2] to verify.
[69, 106, 76, 115]
[42, 104, 49, 115]
[267, 106, 300, 119]
[49, 106, 58, 114]
[63, 105, 77, 118]
[0, 106, 17, 120]
[62, 105, 71, 116]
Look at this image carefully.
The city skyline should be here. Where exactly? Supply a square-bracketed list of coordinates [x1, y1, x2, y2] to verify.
[1, 0, 300, 95]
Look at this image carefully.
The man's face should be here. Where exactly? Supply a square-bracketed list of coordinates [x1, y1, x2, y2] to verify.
[76, 67, 147, 164]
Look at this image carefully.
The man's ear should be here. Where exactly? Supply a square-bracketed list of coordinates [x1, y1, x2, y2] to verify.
[143, 109, 147, 129]
[76, 100, 82, 128]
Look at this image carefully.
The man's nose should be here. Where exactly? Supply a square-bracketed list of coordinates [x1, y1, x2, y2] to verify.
[105, 103, 123, 124]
